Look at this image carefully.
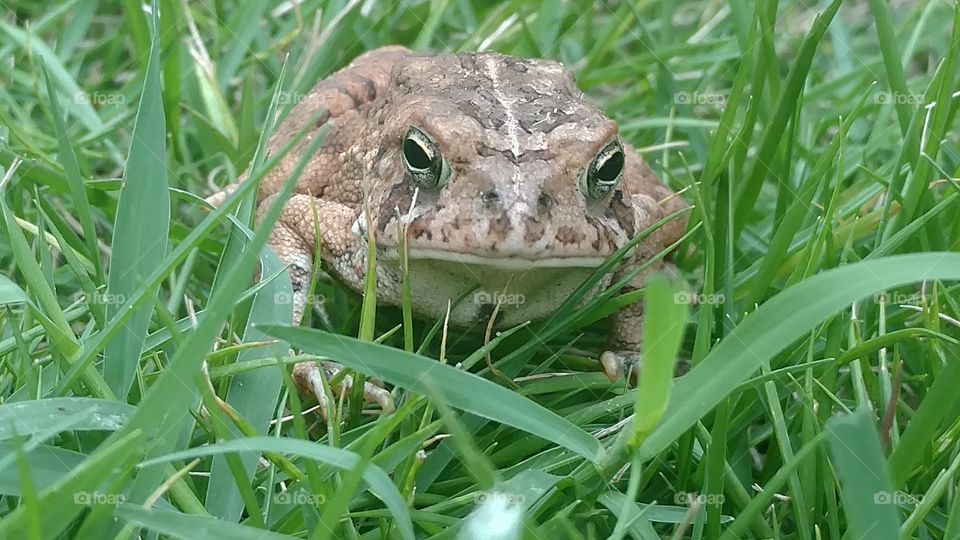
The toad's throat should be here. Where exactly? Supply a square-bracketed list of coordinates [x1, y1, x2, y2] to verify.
[375, 253, 608, 327]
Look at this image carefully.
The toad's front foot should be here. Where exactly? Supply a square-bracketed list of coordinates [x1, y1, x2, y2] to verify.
[600, 350, 642, 385]
[292, 361, 394, 417]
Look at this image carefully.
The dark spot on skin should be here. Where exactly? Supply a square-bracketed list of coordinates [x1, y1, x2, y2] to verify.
[360, 76, 377, 101]
[524, 216, 545, 242]
[606, 189, 637, 237]
[458, 54, 480, 73]
[537, 192, 552, 213]
[508, 61, 528, 74]
[314, 111, 331, 127]
[589, 224, 617, 253]
[518, 112, 583, 134]
[555, 225, 583, 245]
[377, 182, 415, 234]
[335, 85, 359, 107]
[477, 302, 496, 324]
[408, 219, 434, 241]
[582, 215, 617, 252]
[488, 213, 511, 238]
[289, 264, 311, 293]
[476, 146, 552, 164]
[459, 98, 505, 130]
[482, 189, 501, 209]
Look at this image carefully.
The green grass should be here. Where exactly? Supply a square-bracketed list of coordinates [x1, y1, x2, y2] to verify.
[1, 0, 959, 538]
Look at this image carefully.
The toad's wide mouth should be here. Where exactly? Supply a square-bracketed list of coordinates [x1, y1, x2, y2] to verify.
[378, 246, 608, 270]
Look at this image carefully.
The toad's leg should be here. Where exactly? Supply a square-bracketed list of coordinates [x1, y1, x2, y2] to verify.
[259, 193, 393, 413]
[600, 260, 681, 384]
[600, 147, 689, 384]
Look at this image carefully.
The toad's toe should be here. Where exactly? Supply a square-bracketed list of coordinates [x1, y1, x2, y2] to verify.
[600, 350, 641, 385]
[293, 361, 394, 418]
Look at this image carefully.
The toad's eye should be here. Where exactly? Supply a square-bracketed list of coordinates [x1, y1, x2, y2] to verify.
[402, 127, 451, 189]
[581, 139, 625, 200]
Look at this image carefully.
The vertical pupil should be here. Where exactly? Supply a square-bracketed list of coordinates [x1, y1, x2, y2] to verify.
[403, 138, 433, 169]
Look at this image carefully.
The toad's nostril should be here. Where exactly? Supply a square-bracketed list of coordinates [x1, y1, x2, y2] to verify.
[482, 189, 501, 208]
[537, 192, 552, 212]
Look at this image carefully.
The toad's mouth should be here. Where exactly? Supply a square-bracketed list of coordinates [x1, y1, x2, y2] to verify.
[355, 211, 624, 270]
[378, 247, 607, 270]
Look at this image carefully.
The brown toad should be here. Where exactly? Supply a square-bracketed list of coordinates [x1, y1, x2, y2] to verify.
[207, 46, 688, 407]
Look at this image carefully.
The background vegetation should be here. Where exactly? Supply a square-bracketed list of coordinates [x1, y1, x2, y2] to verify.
[1, 0, 959, 538]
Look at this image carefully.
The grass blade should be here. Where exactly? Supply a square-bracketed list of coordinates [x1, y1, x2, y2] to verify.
[630, 273, 687, 449]
[732, 0, 842, 238]
[826, 409, 900, 540]
[138, 437, 415, 540]
[0, 430, 144, 539]
[0, 398, 134, 440]
[258, 325, 604, 464]
[102, 6, 169, 399]
[115, 504, 297, 540]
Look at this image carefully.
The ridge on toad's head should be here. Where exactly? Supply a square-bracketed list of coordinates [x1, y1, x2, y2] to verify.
[364, 51, 641, 269]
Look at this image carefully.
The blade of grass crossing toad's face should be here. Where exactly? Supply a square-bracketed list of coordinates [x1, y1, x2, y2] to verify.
[414, 209, 690, 490]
